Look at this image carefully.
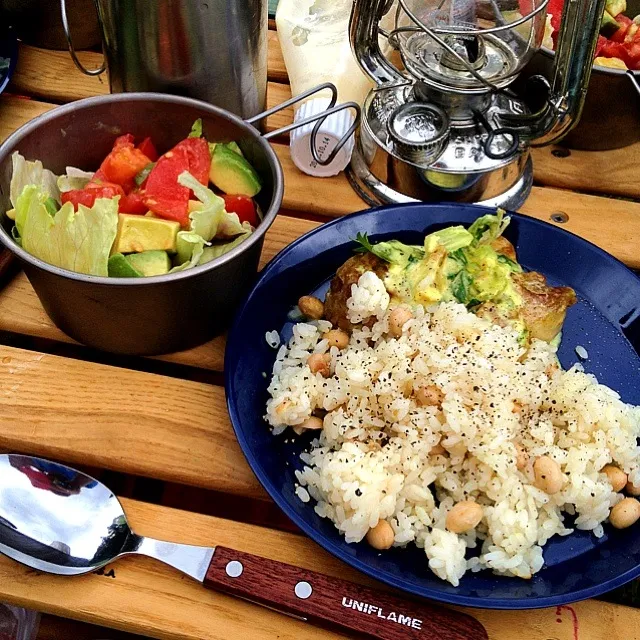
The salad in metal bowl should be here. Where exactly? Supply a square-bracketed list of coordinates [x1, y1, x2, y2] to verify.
[6, 119, 263, 277]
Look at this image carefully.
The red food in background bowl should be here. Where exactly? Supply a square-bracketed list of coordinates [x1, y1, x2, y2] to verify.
[523, 0, 640, 150]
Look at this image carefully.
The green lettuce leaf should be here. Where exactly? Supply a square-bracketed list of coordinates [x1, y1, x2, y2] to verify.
[134, 163, 155, 187]
[44, 197, 59, 216]
[200, 229, 252, 265]
[57, 167, 94, 193]
[353, 232, 424, 265]
[15, 185, 118, 276]
[10, 152, 60, 207]
[424, 226, 474, 253]
[171, 171, 253, 271]
[189, 118, 203, 138]
[170, 231, 207, 273]
[177, 171, 225, 241]
[468, 208, 510, 245]
[11, 225, 21, 246]
[217, 211, 251, 239]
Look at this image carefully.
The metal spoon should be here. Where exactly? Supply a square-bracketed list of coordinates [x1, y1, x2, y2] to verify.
[0, 454, 486, 640]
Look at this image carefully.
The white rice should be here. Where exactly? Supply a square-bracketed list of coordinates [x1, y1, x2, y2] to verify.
[346, 270, 390, 324]
[265, 330, 281, 349]
[265, 272, 640, 585]
[575, 345, 589, 360]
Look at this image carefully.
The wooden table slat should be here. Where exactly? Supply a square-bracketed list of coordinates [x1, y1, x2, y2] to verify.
[0, 344, 265, 498]
[8, 37, 287, 103]
[1, 497, 638, 640]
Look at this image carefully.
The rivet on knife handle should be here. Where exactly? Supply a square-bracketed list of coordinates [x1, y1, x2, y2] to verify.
[204, 546, 488, 640]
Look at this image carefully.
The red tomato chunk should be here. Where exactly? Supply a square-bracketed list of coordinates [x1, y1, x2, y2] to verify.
[143, 146, 191, 226]
[98, 135, 152, 192]
[223, 194, 257, 227]
[61, 183, 125, 211]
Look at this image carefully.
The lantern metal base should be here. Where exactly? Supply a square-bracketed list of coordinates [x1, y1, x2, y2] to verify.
[347, 145, 533, 211]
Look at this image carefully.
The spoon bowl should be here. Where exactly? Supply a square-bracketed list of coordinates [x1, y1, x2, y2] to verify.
[0, 454, 128, 576]
[0, 454, 213, 579]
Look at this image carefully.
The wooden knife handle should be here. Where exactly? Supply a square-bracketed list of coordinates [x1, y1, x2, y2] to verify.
[204, 546, 487, 640]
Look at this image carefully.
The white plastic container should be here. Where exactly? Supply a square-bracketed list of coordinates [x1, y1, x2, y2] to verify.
[276, 0, 372, 177]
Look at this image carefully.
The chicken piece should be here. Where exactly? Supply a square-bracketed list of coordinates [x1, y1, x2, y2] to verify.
[475, 302, 512, 329]
[324, 253, 389, 332]
[511, 271, 576, 342]
[490, 236, 517, 262]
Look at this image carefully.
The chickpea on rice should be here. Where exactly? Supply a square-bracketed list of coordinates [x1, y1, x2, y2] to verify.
[265, 272, 640, 585]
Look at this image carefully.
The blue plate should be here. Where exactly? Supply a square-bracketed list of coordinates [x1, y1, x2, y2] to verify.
[225, 203, 640, 609]
[0, 26, 18, 97]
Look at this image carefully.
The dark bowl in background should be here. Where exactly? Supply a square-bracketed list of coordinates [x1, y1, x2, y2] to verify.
[525, 49, 640, 151]
[524, 0, 640, 151]
[0, 93, 284, 355]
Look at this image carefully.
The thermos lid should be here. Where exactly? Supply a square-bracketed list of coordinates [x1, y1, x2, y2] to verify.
[290, 98, 355, 178]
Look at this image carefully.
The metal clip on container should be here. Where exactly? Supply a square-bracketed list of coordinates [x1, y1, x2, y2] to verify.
[248, 83, 361, 168]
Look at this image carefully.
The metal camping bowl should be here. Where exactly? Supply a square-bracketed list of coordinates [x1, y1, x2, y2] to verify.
[525, 49, 640, 151]
[523, 0, 640, 152]
[0, 91, 357, 355]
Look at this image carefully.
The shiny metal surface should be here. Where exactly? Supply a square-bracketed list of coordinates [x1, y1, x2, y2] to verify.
[60, 0, 105, 75]
[499, 0, 609, 143]
[363, 85, 523, 172]
[348, 140, 532, 208]
[386, 102, 449, 164]
[401, 30, 520, 92]
[349, 0, 608, 204]
[67, 0, 268, 119]
[0, 454, 214, 581]
[349, 0, 406, 86]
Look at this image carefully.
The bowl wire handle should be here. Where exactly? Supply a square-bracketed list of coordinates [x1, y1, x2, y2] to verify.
[628, 71, 640, 104]
[245, 82, 361, 167]
[60, 0, 106, 76]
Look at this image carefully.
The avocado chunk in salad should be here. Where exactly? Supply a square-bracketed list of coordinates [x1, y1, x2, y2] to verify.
[126, 250, 171, 276]
[605, 0, 626, 18]
[209, 144, 262, 197]
[108, 253, 143, 278]
[5, 120, 264, 277]
[113, 214, 180, 254]
[601, 9, 622, 37]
